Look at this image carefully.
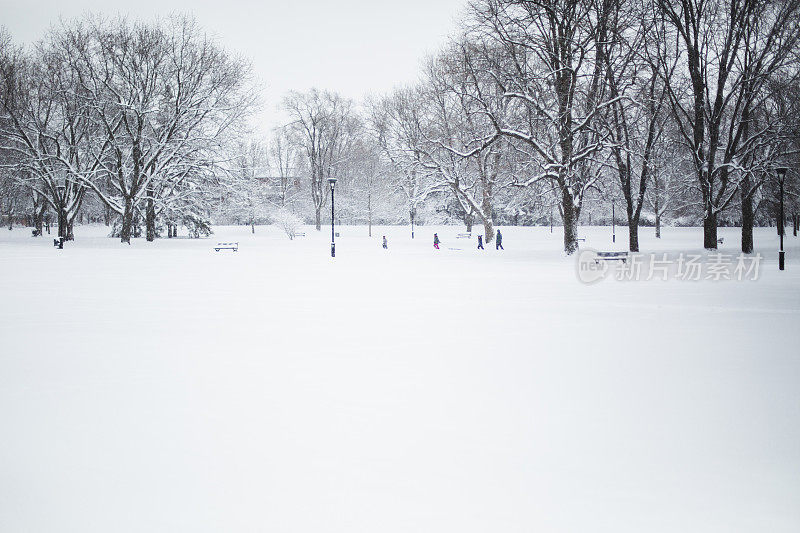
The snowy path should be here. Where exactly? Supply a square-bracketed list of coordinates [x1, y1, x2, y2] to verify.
[1, 225, 799, 532]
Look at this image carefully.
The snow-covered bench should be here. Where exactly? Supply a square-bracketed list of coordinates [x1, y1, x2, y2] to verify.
[214, 242, 238, 252]
[456, 233, 472, 239]
[294, 232, 306, 238]
[594, 251, 628, 263]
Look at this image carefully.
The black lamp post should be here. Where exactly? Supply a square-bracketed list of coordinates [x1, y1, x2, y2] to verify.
[328, 176, 337, 257]
[611, 199, 616, 244]
[777, 167, 788, 270]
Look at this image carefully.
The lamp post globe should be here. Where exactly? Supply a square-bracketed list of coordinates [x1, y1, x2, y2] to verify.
[328, 177, 337, 258]
[777, 167, 788, 271]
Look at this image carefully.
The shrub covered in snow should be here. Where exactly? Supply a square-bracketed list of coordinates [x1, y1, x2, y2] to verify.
[271, 208, 304, 240]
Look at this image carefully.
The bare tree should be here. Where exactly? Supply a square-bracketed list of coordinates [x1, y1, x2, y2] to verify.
[468, 0, 618, 254]
[283, 89, 358, 231]
[60, 16, 254, 243]
[596, 0, 676, 251]
[0, 26, 96, 241]
[268, 126, 301, 208]
[370, 88, 446, 238]
[418, 44, 513, 244]
[657, 0, 800, 250]
[220, 140, 270, 233]
[343, 135, 390, 236]
[644, 135, 685, 237]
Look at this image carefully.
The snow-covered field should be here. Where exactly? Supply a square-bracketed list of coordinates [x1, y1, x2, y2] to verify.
[1, 224, 799, 533]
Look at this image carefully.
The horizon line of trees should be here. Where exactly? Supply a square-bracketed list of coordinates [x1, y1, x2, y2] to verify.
[190, 0, 800, 254]
[2, 0, 800, 254]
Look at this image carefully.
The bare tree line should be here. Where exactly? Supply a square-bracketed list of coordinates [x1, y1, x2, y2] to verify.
[2, 0, 800, 254]
[0, 15, 255, 243]
[362, 0, 800, 253]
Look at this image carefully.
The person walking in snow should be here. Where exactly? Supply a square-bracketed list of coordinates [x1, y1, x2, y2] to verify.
[496, 229, 504, 250]
[433, 233, 440, 250]
[477, 234, 484, 249]
[382, 236, 388, 249]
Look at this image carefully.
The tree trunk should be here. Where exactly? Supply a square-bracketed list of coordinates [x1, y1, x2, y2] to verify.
[562, 194, 579, 255]
[482, 218, 494, 246]
[410, 208, 416, 239]
[628, 219, 639, 252]
[133, 214, 142, 239]
[465, 214, 473, 233]
[33, 202, 45, 236]
[793, 213, 798, 237]
[315, 208, 322, 231]
[655, 212, 661, 238]
[368, 191, 372, 237]
[120, 198, 134, 244]
[57, 205, 67, 240]
[703, 210, 718, 250]
[67, 220, 75, 241]
[145, 190, 156, 242]
[741, 182, 754, 254]
[251, 221, 255, 234]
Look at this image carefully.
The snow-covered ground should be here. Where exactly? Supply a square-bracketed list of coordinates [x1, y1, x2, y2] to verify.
[1, 224, 799, 533]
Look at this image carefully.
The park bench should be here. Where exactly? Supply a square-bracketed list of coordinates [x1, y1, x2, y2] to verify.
[594, 251, 629, 264]
[294, 232, 306, 238]
[577, 237, 586, 242]
[456, 233, 472, 239]
[214, 242, 238, 252]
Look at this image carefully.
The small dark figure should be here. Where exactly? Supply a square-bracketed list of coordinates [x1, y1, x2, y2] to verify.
[433, 233, 440, 249]
[496, 229, 504, 250]
[382, 235, 388, 249]
[477, 235, 484, 249]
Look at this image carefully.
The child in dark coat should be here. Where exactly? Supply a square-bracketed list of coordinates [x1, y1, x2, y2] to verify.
[433, 233, 440, 249]
[496, 229, 504, 250]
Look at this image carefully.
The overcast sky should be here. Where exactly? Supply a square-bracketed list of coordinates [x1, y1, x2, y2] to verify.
[0, 0, 468, 135]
